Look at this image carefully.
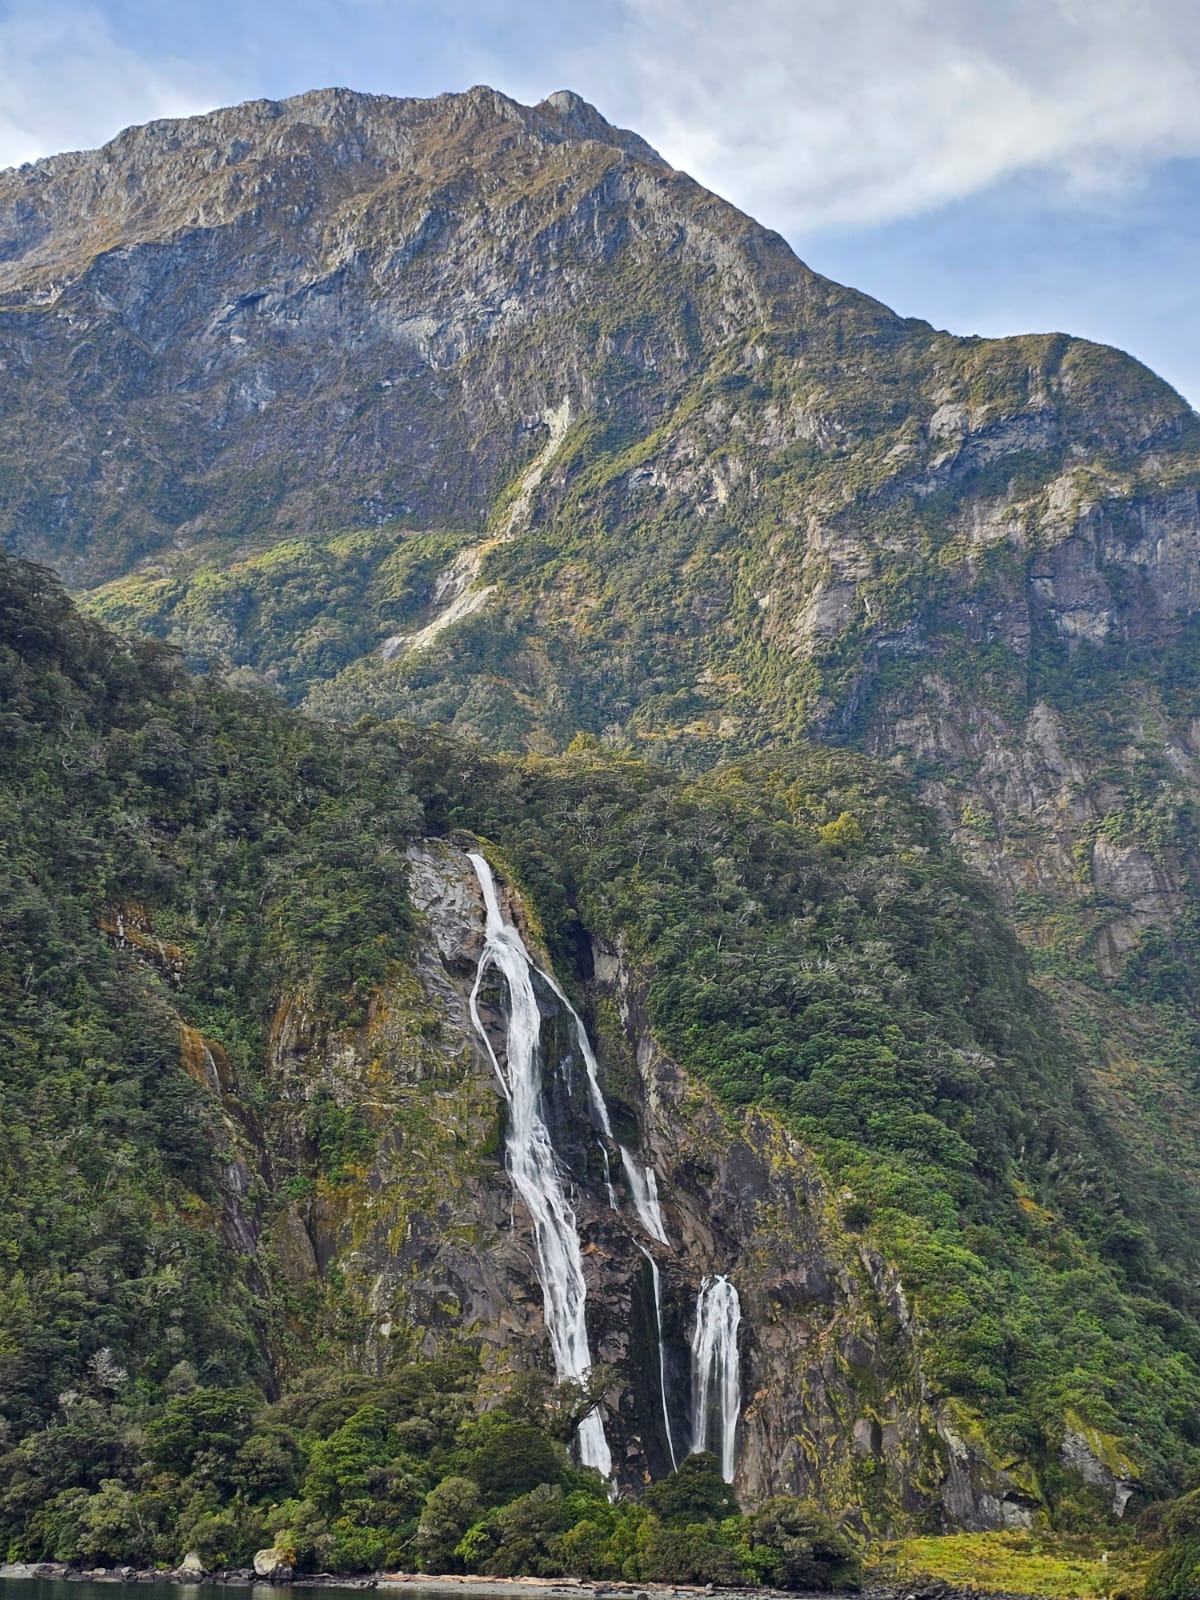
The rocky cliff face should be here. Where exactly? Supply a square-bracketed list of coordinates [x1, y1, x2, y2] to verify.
[222, 833, 1048, 1530]
[0, 84, 879, 582]
[8, 86, 1193, 988]
[6, 87, 1200, 1529]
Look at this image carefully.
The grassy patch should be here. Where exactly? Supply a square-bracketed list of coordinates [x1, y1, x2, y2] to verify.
[874, 1532, 1152, 1598]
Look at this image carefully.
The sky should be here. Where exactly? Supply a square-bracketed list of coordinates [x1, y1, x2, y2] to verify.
[1, 0, 1198, 403]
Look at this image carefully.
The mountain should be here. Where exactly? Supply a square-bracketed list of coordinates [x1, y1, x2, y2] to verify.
[3, 85, 1198, 979]
[4, 84, 1200, 1570]
[2, 546, 1196, 1566]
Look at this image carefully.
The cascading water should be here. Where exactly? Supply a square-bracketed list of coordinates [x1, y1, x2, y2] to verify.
[620, 1150, 669, 1245]
[691, 1274, 742, 1483]
[522, 899, 682, 1472]
[466, 849, 692, 1481]
[466, 852, 612, 1476]
[620, 1150, 678, 1470]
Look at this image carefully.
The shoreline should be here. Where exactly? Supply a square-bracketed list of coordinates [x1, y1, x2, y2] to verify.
[0, 1565, 1047, 1600]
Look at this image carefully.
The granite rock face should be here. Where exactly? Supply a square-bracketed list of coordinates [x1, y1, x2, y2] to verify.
[6, 86, 1200, 1528]
[7, 86, 1195, 983]
[232, 836, 1036, 1528]
[0, 84, 868, 582]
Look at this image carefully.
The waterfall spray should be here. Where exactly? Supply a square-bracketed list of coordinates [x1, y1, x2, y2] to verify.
[691, 1274, 741, 1483]
[466, 852, 611, 1476]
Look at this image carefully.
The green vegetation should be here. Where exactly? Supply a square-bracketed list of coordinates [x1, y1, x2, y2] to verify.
[84, 526, 474, 705]
[0, 1347, 858, 1586]
[1144, 1488, 1200, 1600]
[405, 733, 1200, 1501]
[7, 548, 1200, 1567]
[8, 87, 1200, 1588]
[0, 551, 423, 1446]
[877, 1531, 1152, 1599]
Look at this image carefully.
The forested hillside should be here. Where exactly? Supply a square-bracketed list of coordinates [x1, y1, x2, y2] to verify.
[4, 548, 1200, 1570]
[4, 81, 1200, 1578]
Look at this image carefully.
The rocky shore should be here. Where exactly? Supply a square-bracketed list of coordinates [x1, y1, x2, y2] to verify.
[0, 1564, 1050, 1600]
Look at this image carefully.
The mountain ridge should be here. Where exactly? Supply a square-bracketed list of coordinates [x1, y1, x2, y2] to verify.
[5, 83, 1200, 1569]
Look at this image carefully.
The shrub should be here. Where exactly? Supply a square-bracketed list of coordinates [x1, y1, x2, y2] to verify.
[737, 1497, 863, 1590]
[642, 1452, 738, 1523]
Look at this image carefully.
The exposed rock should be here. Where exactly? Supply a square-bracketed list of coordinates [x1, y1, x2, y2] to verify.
[1060, 1416, 1139, 1517]
[253, 1547, 295, 1580]
[1091, 835, 1184, 976]
[258, 833, 1036, 1526]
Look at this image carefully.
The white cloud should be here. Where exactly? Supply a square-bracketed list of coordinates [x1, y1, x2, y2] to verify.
[3, 0, 1199, 238]
[582, 0, 1200, 230]
[0, 5, 231, 171]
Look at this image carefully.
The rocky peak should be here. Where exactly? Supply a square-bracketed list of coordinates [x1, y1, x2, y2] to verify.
[534, 88, 665, 162]
[0, 82, 667, 290]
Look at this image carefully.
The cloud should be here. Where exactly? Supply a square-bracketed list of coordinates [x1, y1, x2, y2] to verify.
[0, 5, 232, 170]
[4, 0, 1199, 241]
[581, 0, 1200, 231]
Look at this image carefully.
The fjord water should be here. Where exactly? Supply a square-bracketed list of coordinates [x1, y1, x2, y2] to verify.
[466, 852, 612, 1476]
[692, 1275, 742, 1482]
[0, 1588, 379, 1600]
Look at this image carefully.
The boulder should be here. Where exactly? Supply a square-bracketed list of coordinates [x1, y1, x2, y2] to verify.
[253, 1548, 295, 1581]
[177, 1552, 206, 1579]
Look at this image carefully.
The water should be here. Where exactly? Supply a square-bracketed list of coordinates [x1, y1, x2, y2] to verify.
[619, 1149, 669, 1245]
[551, 1004, 682, 1476]
[522, 908, 619, 1212]
[619, 1150, 677, 1468]
[0, 1587, 464, 1600]
[466, 852, 612, 1477]
[597, 1140, 618, 1210]
[634, 1241, 679, 1471]
[465, 850, 713, 1486]
[691, 1274, 742, 1482]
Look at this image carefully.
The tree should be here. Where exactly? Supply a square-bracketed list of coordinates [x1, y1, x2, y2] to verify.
[738, 1497, 862, 1590]
[414, 1477, 481, 1573]
[303, 1405, 392, 1517]
[460, 1419, 562, 1502]
[76, 1481, 154, 1565]
[144, 1387, 258, 1481]
[642, 1453, 737, 1523]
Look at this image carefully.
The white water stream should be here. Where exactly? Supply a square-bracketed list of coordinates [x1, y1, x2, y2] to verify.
[466, 852, 612, 1476]
[620, 1149, 669, 1244]
[620, 1149, 678, 1470]
[505, 875, 682, 1474]
[691, 1274, 742, 1482]
[467, 848, 726, 1484]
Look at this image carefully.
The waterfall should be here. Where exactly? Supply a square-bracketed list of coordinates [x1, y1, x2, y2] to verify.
[691, 1275, 742, 1482]
[466, 852, 612, 1477]
[619, 1149, 677, 1468]
[620, 1149, 669, 1244]
[465, 848, 690, 1482]
[634, 1242, 679, 1470]
[552, 995, 680, 1473]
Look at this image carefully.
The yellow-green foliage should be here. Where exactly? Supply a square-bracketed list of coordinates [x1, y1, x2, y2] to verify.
[876, 1532, 1152, 1599]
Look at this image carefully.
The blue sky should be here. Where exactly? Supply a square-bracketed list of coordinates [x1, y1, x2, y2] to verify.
[2, 0, 1198, 403]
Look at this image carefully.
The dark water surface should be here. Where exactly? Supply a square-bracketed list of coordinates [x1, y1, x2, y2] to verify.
[0, 1585, 392, 1600]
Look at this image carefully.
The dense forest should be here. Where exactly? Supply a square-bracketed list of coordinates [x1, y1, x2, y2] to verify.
[6, 79, 1200, 1600]
[5, 546, 1200, 1579]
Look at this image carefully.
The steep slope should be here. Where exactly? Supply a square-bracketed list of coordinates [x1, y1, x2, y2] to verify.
[4, 550, 1200, 1564]
[0, 83, 888, 584]
[2, 87, 1195, 999]
[6, 84, 1200, 1560]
